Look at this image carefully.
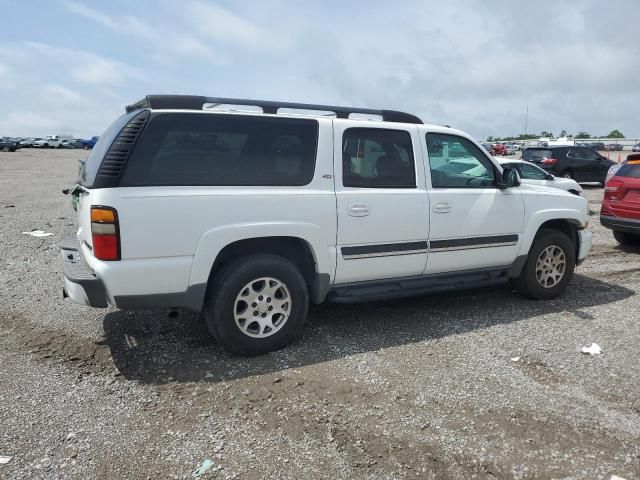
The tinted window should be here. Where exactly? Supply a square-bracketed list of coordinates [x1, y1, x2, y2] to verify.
[120, 113, 318, 186]
[342, 128, 415, 188]
[616, 161, 640, 179]
[81, 110, 140, 186]
[523, 148, 552, 162]
[426, 133, 496, 188]
[581, 148, 600, 161]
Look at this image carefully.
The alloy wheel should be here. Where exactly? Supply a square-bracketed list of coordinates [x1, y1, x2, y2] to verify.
[233, 277, 291, 338]
[535, 245, 566, 288]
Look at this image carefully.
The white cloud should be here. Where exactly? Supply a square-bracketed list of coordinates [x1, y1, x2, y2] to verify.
[63, 1, 220, 61]
[183, 1, 283, 51]
[63, 0, 155, 39]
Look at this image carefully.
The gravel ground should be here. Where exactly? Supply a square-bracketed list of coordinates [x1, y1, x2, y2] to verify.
[1, 148, 639, 480]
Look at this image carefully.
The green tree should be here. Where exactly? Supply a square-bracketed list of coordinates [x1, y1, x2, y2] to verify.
[606, 129, 625, 139]
[560, 129, 568, 137]
[575, 131, 591, 139]
[540, 130, 554, 138]
[486, 136, 494, 142]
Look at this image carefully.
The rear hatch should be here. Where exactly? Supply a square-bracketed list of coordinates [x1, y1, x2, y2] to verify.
[522, 148, 553, 165]
[607, 160, 640, 219]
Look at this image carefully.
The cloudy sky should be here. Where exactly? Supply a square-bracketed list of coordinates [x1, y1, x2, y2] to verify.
[0, 0, 638, 139]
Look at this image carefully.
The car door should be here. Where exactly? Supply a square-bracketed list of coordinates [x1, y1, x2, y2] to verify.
[334, 123, 429, 284]
[422, 132, 524, 275]
[567, 147, 594, 181]
[582, 148, 610, 182]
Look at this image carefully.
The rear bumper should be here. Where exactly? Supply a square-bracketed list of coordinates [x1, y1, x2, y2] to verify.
[59, 237, 108, 308]
[600, 215, 640, 235]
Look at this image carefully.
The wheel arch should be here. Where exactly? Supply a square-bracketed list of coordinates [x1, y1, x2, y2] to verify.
[188, 223, 334, 308]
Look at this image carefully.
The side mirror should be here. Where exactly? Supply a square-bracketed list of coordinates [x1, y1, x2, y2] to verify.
[497, 167, 521, 189]
[546, 173, 554, 180]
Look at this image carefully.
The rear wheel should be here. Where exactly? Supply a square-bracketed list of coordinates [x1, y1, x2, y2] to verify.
[202, 254, 309, 355]
[513, 229, 576, 300]
[613, 230, 640, 246]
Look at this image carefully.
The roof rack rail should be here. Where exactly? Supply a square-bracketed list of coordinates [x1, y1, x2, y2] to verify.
[125, 95, 423, 124]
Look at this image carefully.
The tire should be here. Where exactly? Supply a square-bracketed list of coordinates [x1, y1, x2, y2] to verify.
[613, 230, 640, 246]
[2, 146, 9, 152]
[43, 143, 49, 148]
[202, 254, 309, 355]
[513, 229, 576, 300]
[561, 170, 573, 179]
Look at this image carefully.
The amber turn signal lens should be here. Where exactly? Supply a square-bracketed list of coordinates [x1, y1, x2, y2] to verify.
[91, 208, 116, 223]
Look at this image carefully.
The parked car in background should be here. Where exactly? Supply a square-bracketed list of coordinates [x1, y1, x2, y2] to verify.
[60, 139, 82, 149]
[490, 143, 508, 156]
[632, 143, 640, 152]
[589, 142, 605, 151]
[601, 154, 640, 245]
[522, 146, 616, 184]
[81, 136, 100, 149]
[497, 159, 583, 195]
[19, 137, 39, 148]
[606, 143, 624, 151]
[480, 143, 492, 154]
[0, 138, 20, 152]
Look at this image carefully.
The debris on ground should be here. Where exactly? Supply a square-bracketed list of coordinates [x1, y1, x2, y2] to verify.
[0, 456, 12, 464]
[192, 459, 215, 477]
[581, 343, 602, 355]
[21, 230, 54, 238]
[610, 475, 627, 480]
[510, 356, 521, 362]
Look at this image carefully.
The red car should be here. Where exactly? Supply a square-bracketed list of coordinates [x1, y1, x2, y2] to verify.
[601, 153, 640, 245]
[490, 143, 508, 156]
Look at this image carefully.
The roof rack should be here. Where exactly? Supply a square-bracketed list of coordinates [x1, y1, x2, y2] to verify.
[125, 95, 423, 124]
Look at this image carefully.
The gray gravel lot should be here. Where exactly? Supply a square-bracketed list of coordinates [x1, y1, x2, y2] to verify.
[1, 148, 639, 480]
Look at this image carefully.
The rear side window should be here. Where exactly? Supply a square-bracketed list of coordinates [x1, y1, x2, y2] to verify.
[616, 161, 640, 179]
[522, 149, 552, 161]
[120, 113, 318, 186]
[342, 128, 416, 188]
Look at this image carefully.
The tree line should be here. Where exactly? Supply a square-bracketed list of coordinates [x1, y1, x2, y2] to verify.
[487, 129, 625, 142]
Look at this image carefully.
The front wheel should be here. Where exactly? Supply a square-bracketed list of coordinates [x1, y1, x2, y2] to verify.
[613, 230, 640, 246]
[513, 229, 576, 300]
[202, 254, 309, 355]
[561, 170, 573, 179]
[2, 146, 9, 152]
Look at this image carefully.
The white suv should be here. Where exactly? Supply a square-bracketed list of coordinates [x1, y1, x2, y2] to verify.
[60, 95, 592, 355]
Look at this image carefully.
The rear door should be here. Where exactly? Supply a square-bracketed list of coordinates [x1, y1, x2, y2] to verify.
[334, 122, 429, 284]
[423, 132, 524, 274]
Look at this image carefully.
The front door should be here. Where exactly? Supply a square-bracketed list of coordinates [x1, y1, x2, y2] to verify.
[422, 132, 524, 274]
[334, 123, 429, 284]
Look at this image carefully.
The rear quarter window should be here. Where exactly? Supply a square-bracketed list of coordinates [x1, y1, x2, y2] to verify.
[119, 113, 318, 186]
[81, 110, 140, 186]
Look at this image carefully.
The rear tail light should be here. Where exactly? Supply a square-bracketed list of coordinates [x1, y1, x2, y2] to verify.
[604, 179, 625, 201]
[91, 206, 120, 261]
[541, 157, 558, 165]
[604, 180, 623, 192]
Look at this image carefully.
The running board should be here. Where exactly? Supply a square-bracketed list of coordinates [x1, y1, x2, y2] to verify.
[329, 267, 510, 303]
